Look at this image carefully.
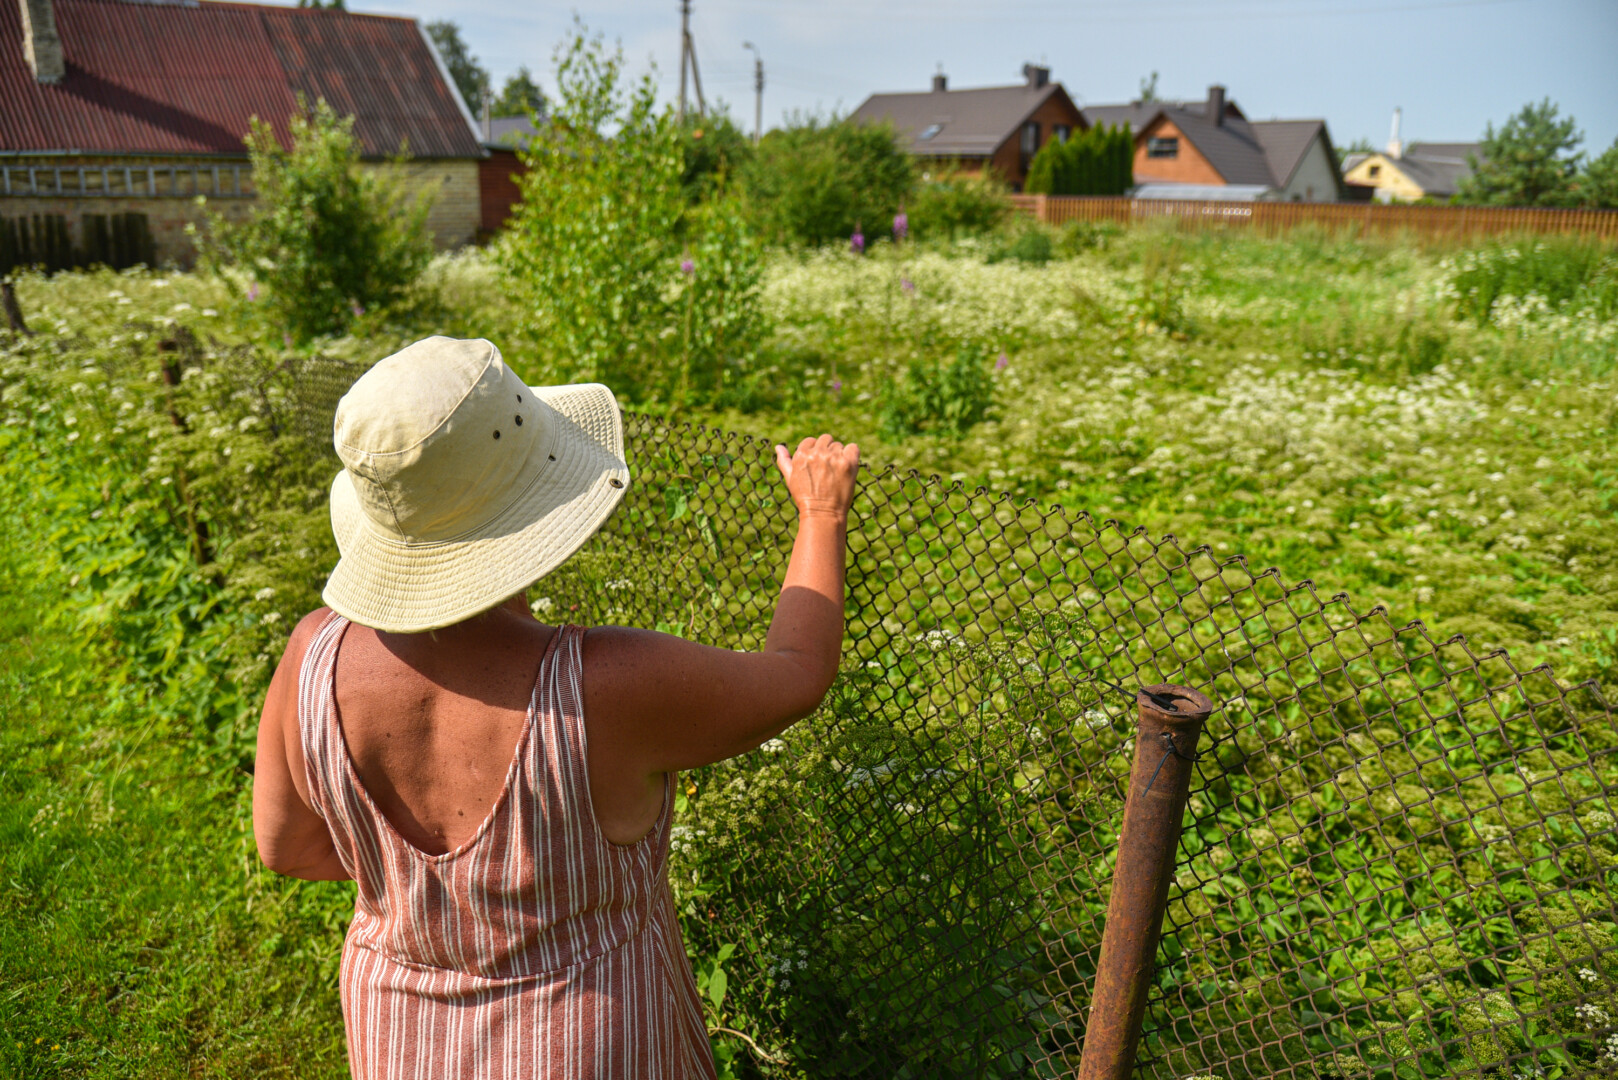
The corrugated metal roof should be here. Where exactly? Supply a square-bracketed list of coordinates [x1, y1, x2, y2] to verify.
[0, 0, 480, 158]
[849, 83, 1081, 159]
[1134, 183, 1272, 201]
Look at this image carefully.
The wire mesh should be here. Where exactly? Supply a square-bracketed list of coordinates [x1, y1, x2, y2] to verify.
[293, 359, 1618, 1079]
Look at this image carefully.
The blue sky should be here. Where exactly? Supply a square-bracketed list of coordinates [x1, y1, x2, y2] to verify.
[361, 0, 1616, 153]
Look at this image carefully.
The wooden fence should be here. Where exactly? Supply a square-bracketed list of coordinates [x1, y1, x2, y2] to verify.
[1007, 195, 1618, 242]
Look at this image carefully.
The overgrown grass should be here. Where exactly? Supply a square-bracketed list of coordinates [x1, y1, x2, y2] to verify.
[1, 223, 1614, 1077]
[0, 403, 350, 1078]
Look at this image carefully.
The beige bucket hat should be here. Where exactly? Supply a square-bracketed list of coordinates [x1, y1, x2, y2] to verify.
[322, 336, 629, 633]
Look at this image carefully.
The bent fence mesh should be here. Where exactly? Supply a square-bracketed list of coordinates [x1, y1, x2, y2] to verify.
[293, 365, 1618, 1079]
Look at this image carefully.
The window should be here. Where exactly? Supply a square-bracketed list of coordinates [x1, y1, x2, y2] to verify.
[919, 122, 943, 142]
[1020, 122, 1040, 157]
[1147, 136, 1179, 159]
[1053, 124, 1072, 144]
[1368, 164, 1381, 178]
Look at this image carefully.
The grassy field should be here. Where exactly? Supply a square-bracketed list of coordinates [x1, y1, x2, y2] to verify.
[1, 225, 1614, 1077]
[0, 417, 349, 1078]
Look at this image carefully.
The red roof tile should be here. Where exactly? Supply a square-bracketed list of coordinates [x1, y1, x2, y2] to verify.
[0, 0, 481, 159]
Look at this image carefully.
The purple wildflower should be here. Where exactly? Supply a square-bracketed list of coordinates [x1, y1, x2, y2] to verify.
[351, 301, 365, 318]
[995, 351, 1009, 371]
[830, 378, 843, 395]
[893, 211, 908, 240]
[680, 257, 695, 276]
[283, 332, 293, 348]
[901, 277, 915, 293]
[850, 229, 865, 255]
[246, 282, 259, 302]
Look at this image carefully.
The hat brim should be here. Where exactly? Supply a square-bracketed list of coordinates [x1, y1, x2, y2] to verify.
[322, 382, 629, 633]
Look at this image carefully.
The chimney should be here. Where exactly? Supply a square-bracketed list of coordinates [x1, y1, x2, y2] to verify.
[1022, 63, 1050, 89]
[1207, 84, 1226, 126]
[1387, 106, 1403, 159]
[932, 72, 947, 93]
[19, 0, 65, 84]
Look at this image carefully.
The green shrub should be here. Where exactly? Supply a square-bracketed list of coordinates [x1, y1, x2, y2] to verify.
[198, 97, 433, 343]
[880, 342, 996, 438]
[1024, 123, 1133, 196]
[907, 167, 1010, 241]
[497, 24, 767, 406]
[1056, 219, 1122, 255]
[497, 26, 683, 397]
[986, 227, 1055, 266]
[742, 115, 915, 247]
[674, 194, 771, 407]
[679, 112, 754, 203]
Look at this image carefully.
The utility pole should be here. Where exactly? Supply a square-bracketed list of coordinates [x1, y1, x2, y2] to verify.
[743, 41, 763, 144]
[677, 0, 707, 122]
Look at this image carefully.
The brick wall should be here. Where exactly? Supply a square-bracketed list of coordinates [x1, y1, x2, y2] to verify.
[1, 155, 482, 267]
[0, 194, 256, 267]
[366, 159, 481, 249]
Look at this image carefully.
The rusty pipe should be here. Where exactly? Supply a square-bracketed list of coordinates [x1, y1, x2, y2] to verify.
[1077, 683, 1214, 1080]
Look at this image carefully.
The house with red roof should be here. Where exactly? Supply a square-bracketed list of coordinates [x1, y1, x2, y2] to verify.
[2, 0, 486, 268]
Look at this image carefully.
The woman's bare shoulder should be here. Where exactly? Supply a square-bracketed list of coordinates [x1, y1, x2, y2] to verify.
[280, 607, 336, 665]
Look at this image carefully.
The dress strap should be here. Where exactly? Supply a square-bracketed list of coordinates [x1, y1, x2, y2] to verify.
[296, 610, 349, 823]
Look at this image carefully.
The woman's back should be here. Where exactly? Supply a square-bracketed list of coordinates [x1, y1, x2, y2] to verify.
[333, 603, 558, 856]
[298, 612, 714, 1078]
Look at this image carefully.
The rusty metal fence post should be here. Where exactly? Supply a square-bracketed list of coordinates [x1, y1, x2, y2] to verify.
[1078, 684, 1215, 1080]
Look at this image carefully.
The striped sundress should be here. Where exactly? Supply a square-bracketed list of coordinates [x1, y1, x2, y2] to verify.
[297, 613, 718, 1079]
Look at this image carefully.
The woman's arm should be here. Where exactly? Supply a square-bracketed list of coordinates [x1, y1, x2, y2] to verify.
[583, 434, 860, 773]
[252, 610, 352, 881]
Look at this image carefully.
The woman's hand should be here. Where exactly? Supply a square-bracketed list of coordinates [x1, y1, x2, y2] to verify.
[775, 434, 860, 521]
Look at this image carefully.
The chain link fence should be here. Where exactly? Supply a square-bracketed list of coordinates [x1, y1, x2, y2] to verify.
[294, 358, 1618, 1079]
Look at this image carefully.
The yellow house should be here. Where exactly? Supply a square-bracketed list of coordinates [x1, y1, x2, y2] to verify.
[1343, 143, 1478, 203]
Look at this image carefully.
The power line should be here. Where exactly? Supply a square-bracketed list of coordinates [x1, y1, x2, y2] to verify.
[698, 0, 1528, 23]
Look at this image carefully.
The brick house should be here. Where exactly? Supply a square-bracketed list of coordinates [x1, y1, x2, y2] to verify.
[2, 0, 485, 269]
[1084, 86, 1345, 202]
[849, 65, 1087, 190]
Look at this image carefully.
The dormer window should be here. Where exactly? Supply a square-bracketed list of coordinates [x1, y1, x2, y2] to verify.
[1147, 136, 1179, 159]
[1368, 164, 1381, 178]
[919, 123, 943, 141]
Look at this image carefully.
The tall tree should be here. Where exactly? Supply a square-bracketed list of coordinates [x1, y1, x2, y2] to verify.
[492, 67, 547, 119]
[1458, 99, 1583, 207]
[425, 20, 489, 114]
[1577, 137, 1618, 209]
[1138, 71, 1160, 104]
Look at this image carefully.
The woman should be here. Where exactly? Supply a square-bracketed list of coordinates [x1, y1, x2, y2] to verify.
[252, 336, 859, 1078]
